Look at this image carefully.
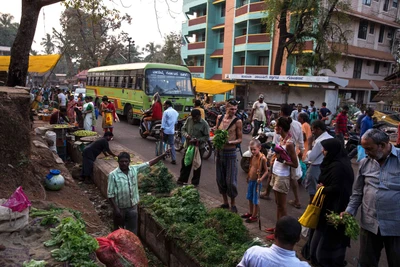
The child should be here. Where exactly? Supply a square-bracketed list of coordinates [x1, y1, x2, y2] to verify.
[241, 139, 268, 223]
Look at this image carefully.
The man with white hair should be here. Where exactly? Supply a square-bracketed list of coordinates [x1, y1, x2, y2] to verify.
[343, 129, 400, 267]
[250, 94, 269, 137]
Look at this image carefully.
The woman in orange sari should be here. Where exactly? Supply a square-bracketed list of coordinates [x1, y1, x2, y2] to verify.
[66, 95, 76, 123]
[100, 96, 116, 133]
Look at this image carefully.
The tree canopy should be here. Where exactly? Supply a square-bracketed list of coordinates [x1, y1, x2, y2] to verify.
[0, 13, 19, 47]
[263, 0, 351, 75]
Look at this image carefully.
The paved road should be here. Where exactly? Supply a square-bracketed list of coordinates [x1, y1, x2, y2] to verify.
[97, 118, 388, 267]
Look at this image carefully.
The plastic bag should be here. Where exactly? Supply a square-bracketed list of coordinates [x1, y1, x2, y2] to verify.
[105, 112, 113, 126]
[300, 160, 307, 180]
[184, 145, 195, 166]
[294, 157, 303, 180]
[155, 140, 166, 156]
[274, 144, 292, 162]
[193, 146, 201, 170]
[1, 186, 31, 212]
[357, 145, 366, 162]
[96, 229, 148, 267]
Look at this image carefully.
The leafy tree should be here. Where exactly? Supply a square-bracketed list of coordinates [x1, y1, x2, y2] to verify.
[40, 33, 55, 54]
[263, 0, 351, 75]
[0, 13, 19, 47]
[161, 32, 182, 65]
[6, 0, 121, 87]
[143, 42, 162, 62]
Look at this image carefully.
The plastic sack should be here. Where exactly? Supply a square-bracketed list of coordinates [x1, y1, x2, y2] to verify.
[155, 140, 166, 156]
[184, 145, 195, 166]
[1, 186, 31, 212]
[193, 146, 201, 170]
[96, 229, 148, 267]
[293, 157, 303, 180]
[300, 160, 307, 180]
[44, 130, 57, 153]
[357, 145, 366, 162]
[0, 199, 29, 232]
[105, 112, 113, 126]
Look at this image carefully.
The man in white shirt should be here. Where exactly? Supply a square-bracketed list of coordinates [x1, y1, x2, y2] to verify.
[290, 103, 303, 121]
[161, 100, 179, 164]
[250, 94, 269, 137]
[238, 216, 310, 267]
[57, 89, 67, 108]
[304, 120, 332, 202]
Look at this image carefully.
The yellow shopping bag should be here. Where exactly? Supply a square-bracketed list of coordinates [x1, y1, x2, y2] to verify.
[105, 112, 113, 126]
[298, 186, 325, 229]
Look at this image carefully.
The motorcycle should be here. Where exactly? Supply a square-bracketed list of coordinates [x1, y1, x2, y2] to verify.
[345, 132, 359, 158]
[174, 119, 186, 152]
[237, 110, 253, 134]
[240, 124, 274, 173]
[139, 109, 162, 139]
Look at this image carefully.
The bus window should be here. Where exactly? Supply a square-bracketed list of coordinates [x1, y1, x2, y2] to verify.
[128, 76, 134, 88]
[121, 76, 126, 88]
[117, 76, 122, 88]
[105, 76, 110, 87]
[130, 70, 137, 89]
[136, 74, 143, 90]
[145, 69, 193, 96]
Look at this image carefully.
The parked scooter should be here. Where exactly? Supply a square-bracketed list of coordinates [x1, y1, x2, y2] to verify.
[139, 109, 162, 139]
[237, 110, 253, 134]
[240, 124, 274, 173]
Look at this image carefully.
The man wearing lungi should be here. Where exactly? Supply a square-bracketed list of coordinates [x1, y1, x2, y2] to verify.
[215, 99, 243, 213]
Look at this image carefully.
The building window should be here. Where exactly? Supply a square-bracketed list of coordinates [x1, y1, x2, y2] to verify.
[196, 32, 205, 42]
[221, 4, 226, 17]
[199, 58, 204, 66]
[383, 62, 388, 67]
[242, 28, 247, 35]
[374, 61, 380, 74]
[353, 59, 363, 79]
[358, 20, 368, 39]
[217, 58, 223, 68]
[258, 56, 269, 66]
[362, 0, 371, 6]
[388, 28, 394, 39]
[219, 30, 224, 43]
[394, 0, 398, 8]
[379, 25, 385, 42]
[240, 57, 246, 65]
[383, 0, 389, 11]
[369, 22, 375, 34]
[240, 0, 248, 6]
[366, 60, 371, 66]
[260, 23, 268, 33]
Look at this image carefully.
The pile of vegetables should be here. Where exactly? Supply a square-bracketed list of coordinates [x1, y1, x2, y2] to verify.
[138, 162, 176, 194]
[141, 186, 262, 266]
[53, 124, 69, 129]
[30, 207, 98, 266]
[326, 211, 360, 240]
[212, 129, 229, 150]
[73, 130, 97, 137]
[22, 260, 47, 267]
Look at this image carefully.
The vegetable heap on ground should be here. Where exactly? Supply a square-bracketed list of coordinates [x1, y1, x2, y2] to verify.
[73, 130, 97, 137]
[138, 162, 176, 194]
[212, 129, 229, 150]
[31, 207, 99, 266]
[140, 186, 263, 266]
[326, 211, 360, 240]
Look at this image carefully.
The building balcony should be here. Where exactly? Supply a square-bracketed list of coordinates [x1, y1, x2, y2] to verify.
[235, 2, 264, 17]
[188, 66, 204, 73]
[233, 65, 269, 74]
[188, 15, 207, 26]
[188, 42, 206, 50]
[234, 34, 271, 45]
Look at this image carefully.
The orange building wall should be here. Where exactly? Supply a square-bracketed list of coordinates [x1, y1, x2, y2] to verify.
[222, 0, 235, 80]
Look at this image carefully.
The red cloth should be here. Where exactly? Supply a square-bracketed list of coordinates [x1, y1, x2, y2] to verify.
[335, 112, 348, 134]
[152, 102, 162, 120]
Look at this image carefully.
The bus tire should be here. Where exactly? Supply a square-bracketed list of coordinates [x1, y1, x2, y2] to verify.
[125, 105, 135, 125]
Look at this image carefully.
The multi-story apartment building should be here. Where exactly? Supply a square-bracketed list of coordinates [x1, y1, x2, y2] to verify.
[181, 0, 400, 111]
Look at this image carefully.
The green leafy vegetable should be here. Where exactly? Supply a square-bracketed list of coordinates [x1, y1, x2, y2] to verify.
[326, 211, 360, 240]
[22, 259, 47, 267]
[212, 130, 229, 150]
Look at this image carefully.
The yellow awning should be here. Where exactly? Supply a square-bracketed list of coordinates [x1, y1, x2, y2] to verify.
[0, 54, 61, 73]
[193, 78, 235, 94]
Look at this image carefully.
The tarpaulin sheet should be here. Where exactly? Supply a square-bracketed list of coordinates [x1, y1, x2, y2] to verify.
[374, 110, 400, 127]
[0, 54, 61, 73]
[193, 78, 235, 94]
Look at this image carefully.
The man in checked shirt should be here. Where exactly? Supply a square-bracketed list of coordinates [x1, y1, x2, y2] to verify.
[335, 105, 349, 146]
[108, 151, 167, 234]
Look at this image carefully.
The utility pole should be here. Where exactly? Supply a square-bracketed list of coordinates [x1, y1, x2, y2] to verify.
[127, 37, 135, 63]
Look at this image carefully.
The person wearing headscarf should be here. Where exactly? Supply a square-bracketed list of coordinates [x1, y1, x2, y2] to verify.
[309, 138, 354, 267]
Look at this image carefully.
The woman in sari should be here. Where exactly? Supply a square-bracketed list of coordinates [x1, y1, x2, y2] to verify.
[66, 95, 76, 123]
[309, 138, 354, 267]
[83, 96, 95, 131]
[100, 96, 116, 133]
[31, 92, 42, 110]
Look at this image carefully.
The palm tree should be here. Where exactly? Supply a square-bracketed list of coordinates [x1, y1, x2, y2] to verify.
[0, 13, 14, 28]
[40, 33, 55, 54]
[143, 42, 161, 62]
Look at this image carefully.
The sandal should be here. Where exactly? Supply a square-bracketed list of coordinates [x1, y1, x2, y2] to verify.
[266, 233, 275, 241]
[241, 213, 252, 219]
[265, 227, 275, 233]
[219, 204, 229, 209]
[245, 216, 258, 223]
[288, 200, 301, 209]
[230, 206, 238, 213]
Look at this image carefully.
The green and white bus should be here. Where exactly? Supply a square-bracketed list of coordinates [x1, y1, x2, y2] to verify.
[86, 63, 194, 124]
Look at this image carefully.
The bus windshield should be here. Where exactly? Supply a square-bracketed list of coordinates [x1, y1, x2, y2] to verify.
[145, 69, 193, 96]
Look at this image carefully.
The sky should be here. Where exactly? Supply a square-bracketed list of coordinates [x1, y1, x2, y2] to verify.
[1, 0, 186, 54]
